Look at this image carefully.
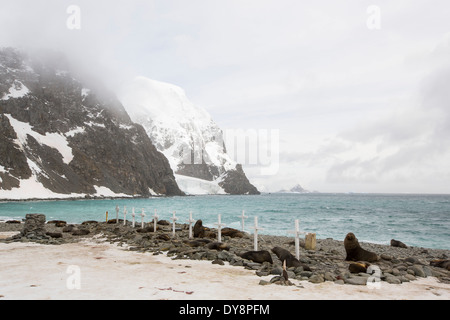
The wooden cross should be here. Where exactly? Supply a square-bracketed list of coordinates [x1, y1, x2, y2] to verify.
[131, 207, 136, 228]
[171, 211, 178, 237]
[153, 209, 159, 232]
[251, 216, 264, 251]
[186, 212, 195, 239]
[214, 214, 226, 242]
[240, 210, 248, 232]
[140, 208, 146, 229]
[288, 219, 307, 259]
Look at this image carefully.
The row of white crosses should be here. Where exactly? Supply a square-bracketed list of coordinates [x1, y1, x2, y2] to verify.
[114, 206, 306, 256]
[114, 205, 153, 230]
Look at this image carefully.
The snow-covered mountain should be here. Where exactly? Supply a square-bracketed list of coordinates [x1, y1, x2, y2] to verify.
[119, 77, 259, 195]
[0, 48, 183, 200]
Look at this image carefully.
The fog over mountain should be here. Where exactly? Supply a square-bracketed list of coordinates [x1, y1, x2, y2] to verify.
[1, 1, 450, 194]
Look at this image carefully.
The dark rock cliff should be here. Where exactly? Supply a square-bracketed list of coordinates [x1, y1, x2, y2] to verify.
[0, 48, 183, 198]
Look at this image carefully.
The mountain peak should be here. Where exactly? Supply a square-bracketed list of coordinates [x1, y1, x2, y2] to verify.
[119, 76, 260, 195]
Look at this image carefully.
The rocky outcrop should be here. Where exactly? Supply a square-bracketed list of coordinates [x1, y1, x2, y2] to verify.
[21, 214, 47, 239]
[219, 164, 260, 195]
[0, 48, 183, 199]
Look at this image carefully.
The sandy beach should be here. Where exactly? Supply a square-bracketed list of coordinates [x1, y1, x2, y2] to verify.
[1, 235, 449, 300]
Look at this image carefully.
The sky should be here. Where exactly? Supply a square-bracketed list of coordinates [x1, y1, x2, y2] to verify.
[1, 0, 450, 193]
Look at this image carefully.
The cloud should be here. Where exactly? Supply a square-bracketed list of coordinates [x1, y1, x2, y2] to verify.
[2, 0, 450, 193]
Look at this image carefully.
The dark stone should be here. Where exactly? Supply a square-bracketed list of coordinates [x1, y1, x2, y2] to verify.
[72, 229, 90, 236]
[46, 232, 63, 238]
[212, 259, 225, 265]
[391, 239, 408, 248]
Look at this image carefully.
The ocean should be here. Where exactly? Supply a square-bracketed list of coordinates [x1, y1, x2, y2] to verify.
[1, 193, 449, 250]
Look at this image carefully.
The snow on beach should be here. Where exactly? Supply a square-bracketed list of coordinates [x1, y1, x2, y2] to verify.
[0, 237, 449, 300]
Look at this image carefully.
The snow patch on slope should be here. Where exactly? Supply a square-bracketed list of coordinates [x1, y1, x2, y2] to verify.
[1, 80, 30, 100]
[5, 114, 74, 164]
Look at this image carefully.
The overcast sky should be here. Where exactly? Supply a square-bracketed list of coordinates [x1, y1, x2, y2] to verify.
[1, 0, 450, 193]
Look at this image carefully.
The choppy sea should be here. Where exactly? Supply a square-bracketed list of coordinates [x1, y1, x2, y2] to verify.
[1, 193, 449, 250]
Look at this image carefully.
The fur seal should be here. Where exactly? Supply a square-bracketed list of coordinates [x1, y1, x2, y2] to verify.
[271, 246, 311, 270]
[183, 239, 211, 247]
[348, 262, 369, 273]
[430, 259, 450, 271]
[390, 239, 408, 248]
[193, 220, 216, 238]
[81, 220, 98, 225]
[344, 233, 379, 262]
[221, 228, 245, 238]
[239, 250, 273, 264]
[206, 242, 230, 251]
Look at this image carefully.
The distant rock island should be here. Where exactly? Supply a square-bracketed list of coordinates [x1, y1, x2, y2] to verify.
[277, 184, 316, 194]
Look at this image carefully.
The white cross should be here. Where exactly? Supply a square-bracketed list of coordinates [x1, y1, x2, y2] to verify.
[115, 205, 119, 224]
[214, 214, 226, 242]
[240, 210, 248, 232]
[123, 206, 127, 226]
[251, 216, 264, 251]
[131, 207, 136, 228]
[186, 212, 195, 239]
[288, 219, 307, 260]
[153, 209, 159, 232]
[171, 211, 178, 237]
[140, 208, 146, 229]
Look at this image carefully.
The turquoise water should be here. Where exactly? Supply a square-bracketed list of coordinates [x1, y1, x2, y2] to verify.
[1, 193, 449, 250]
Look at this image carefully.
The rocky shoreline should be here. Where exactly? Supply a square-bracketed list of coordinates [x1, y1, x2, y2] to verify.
[1, 216, 449, 287]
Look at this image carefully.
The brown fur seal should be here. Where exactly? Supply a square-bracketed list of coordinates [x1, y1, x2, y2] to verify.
[271, 247, 311, 270]
[239, 250, 273, 264]
[430, 259, 450, 271]
[390, 239, 408, 248]
[344, 233, 379, 262]
[206, 242, 230, 251]
[183, 239, 211, 247]
[221, 228, 245, 238]
[348, 262, 369, 273]
[194, 220, 215, 238]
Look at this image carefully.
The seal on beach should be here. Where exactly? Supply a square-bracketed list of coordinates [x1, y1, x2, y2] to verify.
[430, 259, 450, 271]
[193, 220, 216, 239]
[390, 239, 408, 249]
[238, 250, 273, 264]
[348, 262, 369, 273]
[344, 233, 379, 262]
[221, 228, 245, 238]
[271, 246, 311, 270]
[183, 239, 211, 247]
[206, 242, 230, 251]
